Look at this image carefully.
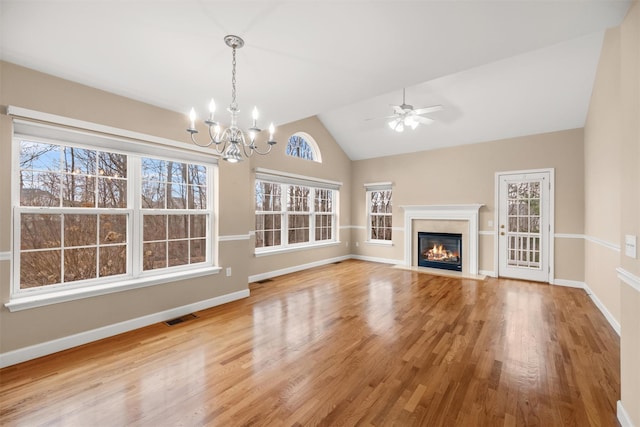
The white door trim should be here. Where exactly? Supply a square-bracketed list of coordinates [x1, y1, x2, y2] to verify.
[493, 168, 555, 283]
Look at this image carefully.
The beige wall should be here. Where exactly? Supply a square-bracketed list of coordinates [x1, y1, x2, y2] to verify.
[0, 62, 250, 354]
[0, 62, 354, 357]
[584, 2, 640, 425]
[350, 129, 585, 280]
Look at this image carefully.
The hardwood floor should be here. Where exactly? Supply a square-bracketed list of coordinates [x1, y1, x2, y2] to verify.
[0, 260, 620, 426]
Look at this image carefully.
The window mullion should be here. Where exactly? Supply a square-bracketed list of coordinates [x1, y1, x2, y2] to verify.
[130, 156, 141, 276]
[282, 183, 288, 246]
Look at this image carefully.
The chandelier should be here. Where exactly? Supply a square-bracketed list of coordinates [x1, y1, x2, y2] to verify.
[187, 35, 276, 163]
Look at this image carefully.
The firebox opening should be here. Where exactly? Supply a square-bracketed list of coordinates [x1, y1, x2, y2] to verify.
[418, 232, 462, 272]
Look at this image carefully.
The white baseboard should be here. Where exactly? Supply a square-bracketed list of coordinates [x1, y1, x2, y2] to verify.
[479, 270, 496, 277]
[583, 282, 621, 336]
[248, 255, 351, 283]
[0, 289, 250, 368]
[618, 401, 635, 427]
[349, 255, 404, 265]
[552, 278, 585, 289]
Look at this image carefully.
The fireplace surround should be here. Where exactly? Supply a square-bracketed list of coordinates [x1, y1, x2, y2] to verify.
[401, 204, 482, 275]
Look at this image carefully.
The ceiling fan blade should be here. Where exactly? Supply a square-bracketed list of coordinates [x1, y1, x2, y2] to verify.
[414, 116, 434, 125]
[365, 114, 399, 122]
[413, 105, 443, 115]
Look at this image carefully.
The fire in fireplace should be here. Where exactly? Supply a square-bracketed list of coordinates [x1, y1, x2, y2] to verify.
[418, 232, 462, 271]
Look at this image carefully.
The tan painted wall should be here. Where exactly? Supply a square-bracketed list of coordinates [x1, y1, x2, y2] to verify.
[0, 62, 253, 353]
[350, 129, 585, 280]
[584, 2, 640, 424]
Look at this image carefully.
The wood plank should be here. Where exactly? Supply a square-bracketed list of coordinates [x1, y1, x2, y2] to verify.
[0, 260, 620, 426]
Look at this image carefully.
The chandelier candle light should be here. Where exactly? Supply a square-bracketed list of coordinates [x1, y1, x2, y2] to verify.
[187, 35, 276, 163]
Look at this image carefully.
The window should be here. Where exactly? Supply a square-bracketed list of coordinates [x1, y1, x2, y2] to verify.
[366, 183, 392, 242]
[13, 120, 216, 300]
[285, 132, 321, 162]
[255, 170, 339, 253]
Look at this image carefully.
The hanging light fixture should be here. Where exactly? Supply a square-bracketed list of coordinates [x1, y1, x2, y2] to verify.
[186, 35, 276, 162]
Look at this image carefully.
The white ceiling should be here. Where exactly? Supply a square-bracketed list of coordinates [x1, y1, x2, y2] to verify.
[0, 1, 631, 160]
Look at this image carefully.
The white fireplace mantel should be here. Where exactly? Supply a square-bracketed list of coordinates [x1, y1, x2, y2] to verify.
[401, 204, 483, 275]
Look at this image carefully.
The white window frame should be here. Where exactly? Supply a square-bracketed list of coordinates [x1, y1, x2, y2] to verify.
[365, 182, 393, 245]
[7, 108, 220, 311]
[254, 168, 340, 256]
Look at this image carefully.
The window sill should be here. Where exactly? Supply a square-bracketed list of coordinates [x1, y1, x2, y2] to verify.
[5, 266, 222, 312]
[255, 241, 340, 257]
[365, 240, 394, 246]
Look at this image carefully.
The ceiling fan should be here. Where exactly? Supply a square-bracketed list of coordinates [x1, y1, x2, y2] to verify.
[367, 88, 443, 132]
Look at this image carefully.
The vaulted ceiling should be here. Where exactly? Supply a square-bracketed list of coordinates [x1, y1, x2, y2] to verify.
[0, 1, 631, 160]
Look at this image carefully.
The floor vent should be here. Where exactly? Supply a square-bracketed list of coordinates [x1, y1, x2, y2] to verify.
[256, 279, 273, 284]
[164, 313, 198, 326]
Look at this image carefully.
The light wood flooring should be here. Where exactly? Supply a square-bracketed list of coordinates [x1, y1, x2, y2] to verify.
[0, 260, 620, 426]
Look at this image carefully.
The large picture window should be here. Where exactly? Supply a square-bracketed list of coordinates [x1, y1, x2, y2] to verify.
[13, 122, 216, 300]
[366, 183, 392, 242]
[255, 172, 338, 252]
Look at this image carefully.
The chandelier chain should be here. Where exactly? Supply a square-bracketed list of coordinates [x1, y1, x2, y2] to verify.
[231, 46, 237, 109]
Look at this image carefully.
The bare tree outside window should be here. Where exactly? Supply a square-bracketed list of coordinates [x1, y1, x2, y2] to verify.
[18, 140, 128, 289]
[17, 139, 211, 291]
[285, 135, 316, 161]
[255, 179, 336, 249]
[369, 190, 392, 241]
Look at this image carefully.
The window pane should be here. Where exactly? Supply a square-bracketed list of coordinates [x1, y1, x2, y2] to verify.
[143, 215, 167, 241]
[285, 135, 316, 161]
[142, 158, 166, 182]
[20, 171, 61, 206]
[20, 250, 61, 289]
[99, 245, 126, 277]
[21, 213, 61, 250]
[143, 242, 166, 270]
[190, 215, 207, 238]
[188, 164, 206, 185]
[63, 147, 96, 175]
[168, 215, 188, 240]
[98, 152, 127, 178]
[287, 186, 309, 212]
[64, 247, 97, 282]
[167, 183, 187, 209]
[64, 214, 97, 247]
[168, 240, 188, 267]
[98, 177, 127, 208]
[20, 141, 60, 172]
[62, 175, 96, 207]
[169, 162, 188, 184]
[100, 214, 127, 244]
[141, 180, 166, 209]
[188, 185, 206, 209]
[190, 239, 206, 264]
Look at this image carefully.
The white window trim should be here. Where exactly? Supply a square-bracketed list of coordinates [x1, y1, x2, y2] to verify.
[365, 182, 393, 244]
[254, 170, 340, 255]
[8, 111, 219, 310]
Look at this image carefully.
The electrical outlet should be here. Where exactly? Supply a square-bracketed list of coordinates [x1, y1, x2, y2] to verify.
[346, 241, 349, 247]
[625, 235, 637, 259]
[226, 267, 232, 277]
[488, 220, 493, 228]
[355, 242, 359, 247]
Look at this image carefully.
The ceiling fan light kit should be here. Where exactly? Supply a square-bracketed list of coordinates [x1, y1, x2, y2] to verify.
[368, 88, 443, 133]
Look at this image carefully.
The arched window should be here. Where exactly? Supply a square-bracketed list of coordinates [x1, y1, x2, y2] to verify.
[285, 132, 321, 162]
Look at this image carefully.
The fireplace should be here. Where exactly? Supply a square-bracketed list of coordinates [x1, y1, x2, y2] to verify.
[418, 232, 462, 271]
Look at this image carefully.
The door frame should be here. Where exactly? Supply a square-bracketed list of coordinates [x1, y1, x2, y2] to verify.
[493, 168, 555, 283]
